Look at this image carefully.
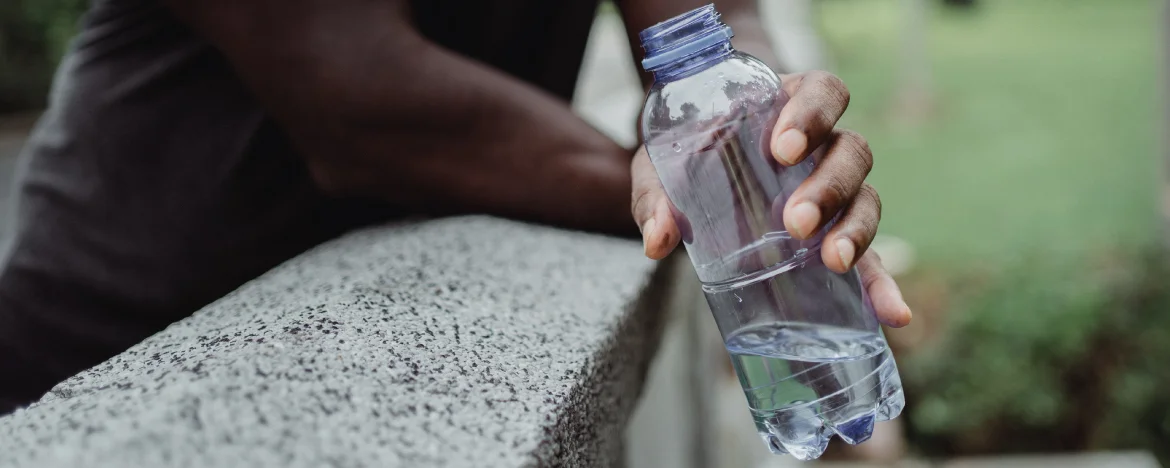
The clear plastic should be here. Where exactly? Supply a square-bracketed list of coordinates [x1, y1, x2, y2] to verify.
[639, 5, 904, 460]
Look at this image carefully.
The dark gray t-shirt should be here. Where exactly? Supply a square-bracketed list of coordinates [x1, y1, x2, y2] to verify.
[0, 0, 598, 412]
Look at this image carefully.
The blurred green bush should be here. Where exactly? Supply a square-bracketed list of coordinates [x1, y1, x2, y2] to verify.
[905, 249, 1170, 463]
[0, 0, 86, 111]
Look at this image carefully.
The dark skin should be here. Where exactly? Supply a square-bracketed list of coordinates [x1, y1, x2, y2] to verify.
[165, 0, 911, 327]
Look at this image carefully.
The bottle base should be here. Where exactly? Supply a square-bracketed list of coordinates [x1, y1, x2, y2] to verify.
[752, 360, 905, 460]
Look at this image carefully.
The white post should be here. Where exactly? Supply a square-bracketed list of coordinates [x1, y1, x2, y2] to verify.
[1163, 0, 1170, 246]
[759, 0, 829, 72]
[902, 0, 930, 92]
[893, 0, 934, 122]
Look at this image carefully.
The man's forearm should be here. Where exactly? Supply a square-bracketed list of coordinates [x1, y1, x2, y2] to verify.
[166, 0, 635, 235]
[294, 37, 636, 235]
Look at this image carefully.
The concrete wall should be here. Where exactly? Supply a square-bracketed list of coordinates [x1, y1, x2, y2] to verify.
[0, 217, 670, 467]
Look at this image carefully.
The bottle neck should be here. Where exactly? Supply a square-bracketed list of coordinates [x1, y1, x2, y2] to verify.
[639, 4, 736, 83]
[653, 43, 734, 82]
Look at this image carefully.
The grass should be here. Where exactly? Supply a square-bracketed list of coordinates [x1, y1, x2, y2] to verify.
[815, 0, 1161, 269]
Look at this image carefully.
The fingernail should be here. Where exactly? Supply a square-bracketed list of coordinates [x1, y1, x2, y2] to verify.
[641, 218, 657, 256]
[898, 305, 914, 327]
[787, 202, 820, 239]
[835, 237, 855, 269]
[773, 128, 807, 165]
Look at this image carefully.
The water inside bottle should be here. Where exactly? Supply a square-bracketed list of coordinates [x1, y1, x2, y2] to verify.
[725, 322, 904, 460]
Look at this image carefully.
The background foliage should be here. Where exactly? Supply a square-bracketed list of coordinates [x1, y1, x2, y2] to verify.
[902, 249, 1170, 463]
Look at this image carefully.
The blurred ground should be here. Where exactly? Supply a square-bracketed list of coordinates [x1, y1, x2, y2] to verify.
[808, 450, 1161, 467]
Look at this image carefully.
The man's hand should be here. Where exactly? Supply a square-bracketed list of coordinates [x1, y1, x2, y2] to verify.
[630, 71, 912, 328]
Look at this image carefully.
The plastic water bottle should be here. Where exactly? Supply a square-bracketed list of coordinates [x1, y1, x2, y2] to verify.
[638, 5, 905, 460]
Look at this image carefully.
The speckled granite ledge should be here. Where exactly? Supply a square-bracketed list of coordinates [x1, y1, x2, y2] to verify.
[0, 216, 668, 467]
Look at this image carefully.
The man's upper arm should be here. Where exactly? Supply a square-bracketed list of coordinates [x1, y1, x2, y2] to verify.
[162, 0, 635, 235]
[161, 0, 474, 195]
[163, 0, 417, 119]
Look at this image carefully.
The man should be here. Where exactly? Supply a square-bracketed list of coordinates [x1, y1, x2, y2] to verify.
[0, 0, 912, 414]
